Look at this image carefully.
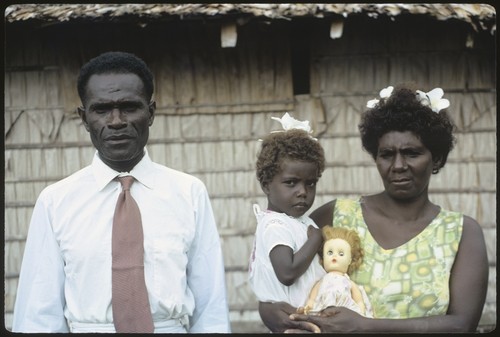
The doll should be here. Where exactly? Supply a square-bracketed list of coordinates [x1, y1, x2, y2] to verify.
[298, 227, 373, 317]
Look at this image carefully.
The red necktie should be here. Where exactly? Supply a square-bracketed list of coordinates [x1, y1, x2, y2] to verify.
[112, 176, 154, 333]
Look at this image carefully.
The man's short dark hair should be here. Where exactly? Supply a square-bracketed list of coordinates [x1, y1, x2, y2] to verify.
[77, 51, 154, 104]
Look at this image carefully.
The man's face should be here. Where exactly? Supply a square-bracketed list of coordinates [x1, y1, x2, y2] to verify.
[79, 73, 155, 171]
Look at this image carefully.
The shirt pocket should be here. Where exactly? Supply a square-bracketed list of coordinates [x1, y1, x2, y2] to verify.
[149, 215, 193, 302]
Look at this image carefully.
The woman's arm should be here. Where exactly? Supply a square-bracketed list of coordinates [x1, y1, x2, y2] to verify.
[289, 215, 489, 333]
[269, 225, 322, 286]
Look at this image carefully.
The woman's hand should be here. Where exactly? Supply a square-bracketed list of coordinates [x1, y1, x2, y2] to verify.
[289, 306, 368, 333]
[259, 301, 320, 333]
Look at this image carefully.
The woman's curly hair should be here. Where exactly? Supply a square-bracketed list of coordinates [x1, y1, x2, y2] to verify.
[320, 227, 363, 275]
[358, 85, 457, 173]
[256, 129, 325, 185]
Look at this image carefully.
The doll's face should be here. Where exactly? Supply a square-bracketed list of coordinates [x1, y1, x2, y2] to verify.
[322, 238, 352, 274]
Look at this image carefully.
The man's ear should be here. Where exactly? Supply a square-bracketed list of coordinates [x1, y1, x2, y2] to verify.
[148, 101, 156, 126]
[77, 106, 90, 132]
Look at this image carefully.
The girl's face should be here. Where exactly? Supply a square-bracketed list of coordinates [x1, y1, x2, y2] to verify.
[262, 159, 318, 218]
[322, 238, 352, 274]
[376, 131, 434, 201]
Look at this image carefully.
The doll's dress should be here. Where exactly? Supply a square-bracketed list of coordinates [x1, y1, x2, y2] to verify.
[309, 272, 373, 317]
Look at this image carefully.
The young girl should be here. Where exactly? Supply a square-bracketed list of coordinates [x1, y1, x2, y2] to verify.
[248, 113, 326, 308]
[299, 227, 373, 317]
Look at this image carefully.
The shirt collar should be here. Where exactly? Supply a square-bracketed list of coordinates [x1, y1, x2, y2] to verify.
[91, 148, 155, 191]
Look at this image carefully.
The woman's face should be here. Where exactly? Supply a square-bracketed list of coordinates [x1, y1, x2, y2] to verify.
[375, 131, 434, 201]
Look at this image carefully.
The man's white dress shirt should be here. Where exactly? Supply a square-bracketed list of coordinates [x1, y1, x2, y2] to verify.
[12, 150, 231, 333]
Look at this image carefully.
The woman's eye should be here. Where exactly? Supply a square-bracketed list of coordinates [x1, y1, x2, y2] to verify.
[406, 151, 420, 158]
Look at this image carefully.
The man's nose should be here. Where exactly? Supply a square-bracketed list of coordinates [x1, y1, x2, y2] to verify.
[108, 108, 126, 128]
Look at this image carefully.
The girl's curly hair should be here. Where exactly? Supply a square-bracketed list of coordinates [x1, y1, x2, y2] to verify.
[256, 129, 325, 185]
[358, 85, 457, 173]
[320, 227, 363, 275]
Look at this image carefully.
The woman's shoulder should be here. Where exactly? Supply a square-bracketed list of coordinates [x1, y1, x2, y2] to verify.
[461, 214, 486, 243]
[310, 200, 336, 227]
[310, 198, 363, 227]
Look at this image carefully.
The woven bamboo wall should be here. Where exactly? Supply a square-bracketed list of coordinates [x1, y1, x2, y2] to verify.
[4, 16, 496, 332]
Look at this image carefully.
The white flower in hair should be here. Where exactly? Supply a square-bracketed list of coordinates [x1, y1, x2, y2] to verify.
[416, 88, 450, 113]
[380, 86, 394, 98]
[271, 112, 313, 133]
[366, 99, 379, 108]
[366, 86, 394, 108]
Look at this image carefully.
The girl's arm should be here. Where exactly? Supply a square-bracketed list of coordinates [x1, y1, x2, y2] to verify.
[269, 225, 323, 286]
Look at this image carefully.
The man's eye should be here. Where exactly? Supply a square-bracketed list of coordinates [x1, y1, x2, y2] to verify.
[121, 105, 139, 113]
[94, 108, 109, 114]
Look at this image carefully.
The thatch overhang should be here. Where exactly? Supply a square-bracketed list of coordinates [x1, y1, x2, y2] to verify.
[5, 3, 497, 34]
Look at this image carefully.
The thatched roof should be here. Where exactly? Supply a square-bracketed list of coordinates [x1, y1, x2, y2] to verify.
[5, 3, 497, 33]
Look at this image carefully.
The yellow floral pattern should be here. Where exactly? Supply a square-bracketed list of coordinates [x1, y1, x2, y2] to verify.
[332, 198, 463, 318]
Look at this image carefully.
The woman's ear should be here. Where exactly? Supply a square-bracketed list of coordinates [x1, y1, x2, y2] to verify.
[432, 157, 443, 173]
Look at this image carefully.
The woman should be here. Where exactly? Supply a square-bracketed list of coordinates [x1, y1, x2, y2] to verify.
[258, 85, 488, 333]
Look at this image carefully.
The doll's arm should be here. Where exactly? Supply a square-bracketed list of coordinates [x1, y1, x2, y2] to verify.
[297, 279, 321, 314]
[350, 281, 366, 316]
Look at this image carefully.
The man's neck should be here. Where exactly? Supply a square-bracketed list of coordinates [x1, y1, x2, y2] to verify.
[99, 151, 145, 173]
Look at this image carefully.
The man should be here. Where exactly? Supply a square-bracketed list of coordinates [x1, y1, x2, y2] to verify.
[12, 51, 231, 333]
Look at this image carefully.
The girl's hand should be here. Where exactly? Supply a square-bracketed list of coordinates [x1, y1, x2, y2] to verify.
[307, 225, 322, 242]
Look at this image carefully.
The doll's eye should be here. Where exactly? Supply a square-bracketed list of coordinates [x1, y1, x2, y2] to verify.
[327, 250, 333, 256]
[339, 251, 344, 256]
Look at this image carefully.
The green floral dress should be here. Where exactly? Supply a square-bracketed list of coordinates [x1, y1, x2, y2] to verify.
[333, 198, 463, 319]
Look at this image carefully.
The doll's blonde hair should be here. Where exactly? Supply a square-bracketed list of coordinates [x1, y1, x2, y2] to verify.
[320, 227, 364, 275]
